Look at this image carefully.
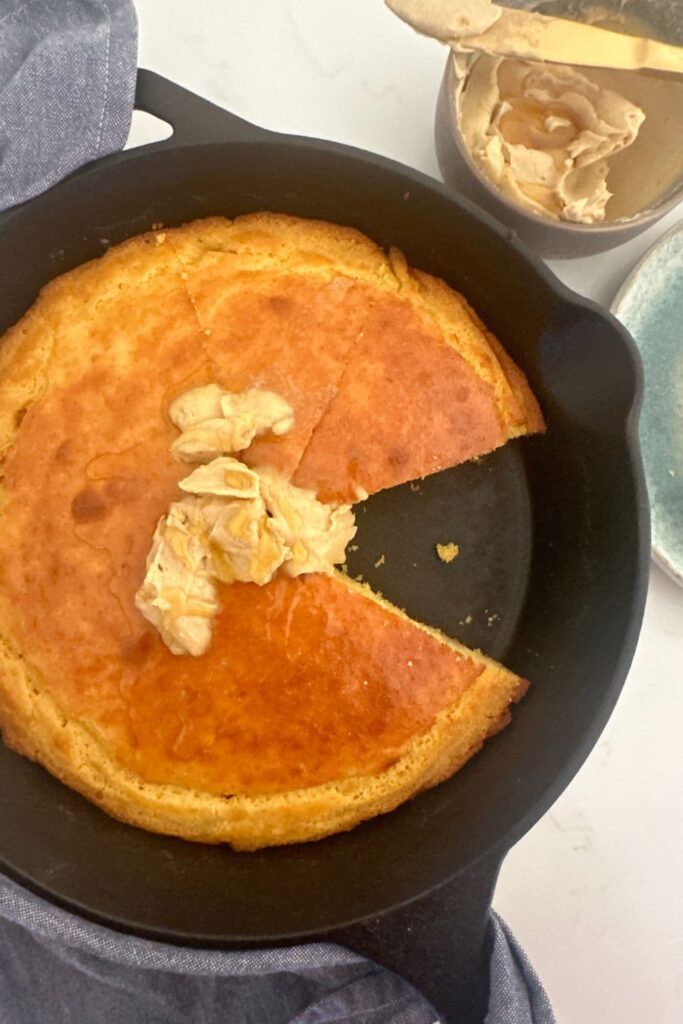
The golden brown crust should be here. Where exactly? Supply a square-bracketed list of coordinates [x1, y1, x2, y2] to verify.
[0, 628, 526, 850]
[166, 212, 543, 438]
[163, 213, 544, 500]
[166, 212, 396, 283]
[0, 307, 56, 462]
[452, 289, 545, 436]
[0, 212, 538, 849]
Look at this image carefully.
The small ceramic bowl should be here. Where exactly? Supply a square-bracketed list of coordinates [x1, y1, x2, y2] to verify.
[434, 55, 683, 259]
[432, 0, 683, 258]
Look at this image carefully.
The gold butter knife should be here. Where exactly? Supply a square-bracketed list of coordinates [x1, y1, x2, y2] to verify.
[386, 0, 683, 76]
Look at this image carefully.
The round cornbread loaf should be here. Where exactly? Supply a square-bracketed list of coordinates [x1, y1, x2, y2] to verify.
[0, 214, 540, 849]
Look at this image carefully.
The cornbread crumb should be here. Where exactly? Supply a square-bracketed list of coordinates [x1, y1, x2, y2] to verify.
[349, 544, 359, 552]
[668, 469, 676, 478]
[436, 542, 459, 564]
[409, 481, 421, 492]
[374, 554, 386, 568]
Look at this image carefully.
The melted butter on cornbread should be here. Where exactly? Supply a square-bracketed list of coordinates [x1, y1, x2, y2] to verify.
[136, 385, 356, 656]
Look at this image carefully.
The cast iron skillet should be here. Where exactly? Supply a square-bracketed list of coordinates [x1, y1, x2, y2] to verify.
[0, 71, 649, 945]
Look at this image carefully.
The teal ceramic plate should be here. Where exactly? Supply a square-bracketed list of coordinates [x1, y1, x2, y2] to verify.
[612, 222, 683, 586]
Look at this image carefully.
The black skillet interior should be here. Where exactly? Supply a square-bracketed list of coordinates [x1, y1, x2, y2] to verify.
[0, 71, 649, 944]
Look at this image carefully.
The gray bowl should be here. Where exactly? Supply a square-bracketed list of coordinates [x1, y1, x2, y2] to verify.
[434, 55, 683, 259]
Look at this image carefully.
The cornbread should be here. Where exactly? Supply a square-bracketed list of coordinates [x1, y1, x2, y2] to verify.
[0, 213, 543, 849]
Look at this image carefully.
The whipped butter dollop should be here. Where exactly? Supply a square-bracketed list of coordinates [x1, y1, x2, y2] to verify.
[386, 0, 502, 42]
[178, 457, 261, 499]
[134, 501, 219, 657]
[459, 55, 646, 223]
[199, 495, 287, 586]
[169, 384, 294, 462]
[258, 467, 357, 577]
[135, 385, 356, 656]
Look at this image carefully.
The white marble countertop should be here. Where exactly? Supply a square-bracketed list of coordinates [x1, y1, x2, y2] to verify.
[133, 3, 683, 1021]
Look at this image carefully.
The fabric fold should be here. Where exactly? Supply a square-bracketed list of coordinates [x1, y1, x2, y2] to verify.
[0, 875, 554, 1023]
[0, 0, 137, 211]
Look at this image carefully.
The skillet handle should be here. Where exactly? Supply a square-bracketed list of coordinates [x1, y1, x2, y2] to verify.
[329, 849, 503, 1024]
[134, 68, 274, 146]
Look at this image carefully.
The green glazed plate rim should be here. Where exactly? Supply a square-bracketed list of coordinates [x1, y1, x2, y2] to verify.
[612, 220, 683, 587]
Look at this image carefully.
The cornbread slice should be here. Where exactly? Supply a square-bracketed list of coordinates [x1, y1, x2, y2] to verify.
[0, 573, 526, 850]
[0, 213, 541, 849]
[167, 214, 543, 497]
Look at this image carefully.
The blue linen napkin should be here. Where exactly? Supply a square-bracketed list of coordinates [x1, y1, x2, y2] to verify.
[0, 0, 137, 211]
[0, 875, 555, 1023]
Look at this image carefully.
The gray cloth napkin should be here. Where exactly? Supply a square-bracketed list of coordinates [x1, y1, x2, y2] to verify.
[0, 876, 555, 1023]
[0, 4, 555, 1022]
[0, 0, 137, 211]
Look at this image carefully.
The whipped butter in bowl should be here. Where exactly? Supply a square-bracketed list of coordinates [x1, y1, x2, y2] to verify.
[417, 0, 683, 255]
[459, 56, 645, 225]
